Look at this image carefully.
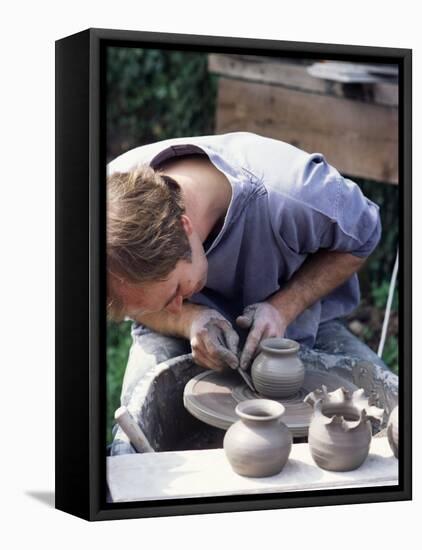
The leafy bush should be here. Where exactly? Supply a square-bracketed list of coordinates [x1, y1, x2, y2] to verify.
[106, 321, 132, 444]
[354, 177, 399, 291]
[353, 177, 399, 373]
[371, 279, 398, 312]
[107, 47, 218, 161]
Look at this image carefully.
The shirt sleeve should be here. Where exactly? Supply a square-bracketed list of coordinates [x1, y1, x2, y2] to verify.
[270, 153, 382, 258]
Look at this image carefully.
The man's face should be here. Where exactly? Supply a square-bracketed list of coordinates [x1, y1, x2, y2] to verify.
[112, 230, 208, 317]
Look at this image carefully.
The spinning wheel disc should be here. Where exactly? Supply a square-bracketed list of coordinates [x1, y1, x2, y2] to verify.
[183, 367, 358, 438]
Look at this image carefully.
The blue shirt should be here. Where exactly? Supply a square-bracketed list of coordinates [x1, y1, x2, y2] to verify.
[108, 132, 381, 347]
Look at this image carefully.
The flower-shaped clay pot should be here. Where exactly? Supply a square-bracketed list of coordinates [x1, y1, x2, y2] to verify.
[387, 405, 399, 458]
[304, 386, 384, 472]
[223, 398, 292, 477]
[251, 338, 304, 398]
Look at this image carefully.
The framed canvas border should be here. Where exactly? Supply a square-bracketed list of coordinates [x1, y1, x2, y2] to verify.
[55, 28, 412, 521]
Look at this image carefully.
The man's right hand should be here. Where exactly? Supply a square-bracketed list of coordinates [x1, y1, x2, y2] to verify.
[189, 309, 240, 372]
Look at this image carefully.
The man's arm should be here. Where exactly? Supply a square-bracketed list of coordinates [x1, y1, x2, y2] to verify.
[236, 250, 366, 369]
[236, 146, 381, 370]
[134, 302, 204, 340]
[267, 250, 366, 326]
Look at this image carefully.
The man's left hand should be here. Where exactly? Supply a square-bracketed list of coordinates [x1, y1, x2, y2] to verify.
[235, 302, 288, 371]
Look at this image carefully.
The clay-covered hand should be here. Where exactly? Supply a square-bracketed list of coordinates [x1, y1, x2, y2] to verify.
[189, 308, 240, 372]
[236, 302, 287, 371]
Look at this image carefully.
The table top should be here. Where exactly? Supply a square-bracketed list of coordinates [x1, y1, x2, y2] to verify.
[107, 437, 398, 503]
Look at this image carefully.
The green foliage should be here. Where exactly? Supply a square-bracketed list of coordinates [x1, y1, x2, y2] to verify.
[362, 325, 374, 342]
[107, 47, 218, 161]
[371, 279, 398, 374]
[353, 177, 399, 290]
[371, 279, 398, 312]
[348, 177, 399, 374]
[106, 321, 132, 444]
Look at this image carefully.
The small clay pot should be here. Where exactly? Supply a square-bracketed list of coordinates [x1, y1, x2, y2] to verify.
[304, 386, 384, 472]
[223, 398, 292, 477]
[251, 338, 305, 398]
[387, 405, 399, 458]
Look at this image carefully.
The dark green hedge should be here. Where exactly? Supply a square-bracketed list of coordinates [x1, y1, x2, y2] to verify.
[107, 47, 218, 161]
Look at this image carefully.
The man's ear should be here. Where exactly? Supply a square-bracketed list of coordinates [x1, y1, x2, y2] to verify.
[180, 214, 194, 236]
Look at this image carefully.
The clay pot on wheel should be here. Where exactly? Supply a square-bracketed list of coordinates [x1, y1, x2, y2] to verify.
[251, 338, 305, 398]
[223, 399, 292, 477]
[387, 405, 399, 458]
[304, 386, 384, 472]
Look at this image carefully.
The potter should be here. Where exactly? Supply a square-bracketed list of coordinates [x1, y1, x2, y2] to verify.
[223, 398, 292, 477]
[106, 132, 384, 456]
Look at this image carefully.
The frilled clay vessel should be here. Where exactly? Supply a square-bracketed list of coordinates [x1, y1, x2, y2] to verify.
[251, 338, 305, 398]
[387, 405, 399, 458]
[304, 386, 384, 472]
[223, 398, 292, 477]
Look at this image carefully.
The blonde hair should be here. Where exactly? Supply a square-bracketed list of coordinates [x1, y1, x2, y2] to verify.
[107, 164, 191, 320]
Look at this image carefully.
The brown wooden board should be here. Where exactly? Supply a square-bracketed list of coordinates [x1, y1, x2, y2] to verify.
[215, 77, 398, 184]
[209, 54, 328, 94]
[208, 54, 398, 107]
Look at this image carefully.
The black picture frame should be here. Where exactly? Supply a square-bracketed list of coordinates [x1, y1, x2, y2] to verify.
[55, 27, 412, 521]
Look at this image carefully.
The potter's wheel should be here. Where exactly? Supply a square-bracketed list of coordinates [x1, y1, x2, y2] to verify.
[183, 368, 358, 438]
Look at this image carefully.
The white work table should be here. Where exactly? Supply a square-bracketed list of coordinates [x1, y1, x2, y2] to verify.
[107, 437, 398, 503]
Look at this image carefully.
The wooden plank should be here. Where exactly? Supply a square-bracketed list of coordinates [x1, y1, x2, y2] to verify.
[307, 61, 398, 83]
[107, 437, 398, 503]
[373, 82, 399, 107]
[215, 77, 398, 184]
[208, 54, 398, 107]
[209, 53, 328, 94]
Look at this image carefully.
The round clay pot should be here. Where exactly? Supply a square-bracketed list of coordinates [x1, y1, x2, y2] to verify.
[387, 405, 399, 458]
[304, 386, 384, 472]
[223, 398, 292, 477]
[251, 338, 305, 398]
